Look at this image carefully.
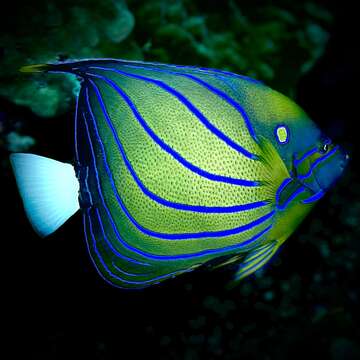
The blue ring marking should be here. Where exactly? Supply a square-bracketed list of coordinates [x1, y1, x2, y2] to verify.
[298, 146, 339, 180]
[95, 207, 151, 267]
[293, 147, 318, 167]
[104, 63, 258, 143]
[86, 75, 260, 187]
[82, 106, 273, 259]
[86, 66, 259, 160]
[275, 178, 292, 207]
[277, 186, 306, 210]
[86, 210, 187, 287]
[274, 124, 290, 145]
[84, 83, 268, 213]
[302, 190, 325, 204]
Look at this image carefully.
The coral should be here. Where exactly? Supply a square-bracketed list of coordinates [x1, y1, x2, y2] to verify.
[0, 0, 332, 116]
[0, 0, 135, 117]
[129, 0, 332, 96]
[5, 131, 35, 152]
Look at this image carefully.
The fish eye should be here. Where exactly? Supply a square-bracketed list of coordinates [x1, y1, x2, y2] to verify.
[275, 125, 289, 144]
[318, 137, 331, 154]
[319, 143, 329, 154]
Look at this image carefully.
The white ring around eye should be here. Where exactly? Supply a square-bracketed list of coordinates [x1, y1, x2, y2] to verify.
[275, 125, 289, 144]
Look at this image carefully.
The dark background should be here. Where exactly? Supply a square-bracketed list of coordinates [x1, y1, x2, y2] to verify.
[1, 0, 359, 359]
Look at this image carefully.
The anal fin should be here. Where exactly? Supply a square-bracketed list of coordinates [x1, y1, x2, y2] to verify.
[228, 241, 279, 288]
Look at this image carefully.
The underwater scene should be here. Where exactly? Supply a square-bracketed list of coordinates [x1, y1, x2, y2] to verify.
[1, 0, 359, 358]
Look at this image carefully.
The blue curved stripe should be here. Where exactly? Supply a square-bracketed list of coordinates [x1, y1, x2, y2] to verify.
[197, 67, 263, 85]
[180, 73, 257, 142]
[86, 76, 260, 187]
[74, 88, 81, 162]
[84, 85, 268, 214]
[294, 147, 318, 166]
[82, 105, 273, 259]
[95, 207, 150, 267]
[152, 61, 261, 84]
[83, 213, 126, 289]
[86, 66, 259, 160]
[118, 64, 258, 140]
[66, 58, 261, 84]
[86, 90, 273, 240]
[111, 261, 148, 277]
[84, 92, 273, 240]
[302, 190, 325, 204]
[89, 64, 259, 144]
[298, 146, 339, 180]
[86, 210, 187, 287]
[277, 186, 306, 210]
[275, 178, 292, 207]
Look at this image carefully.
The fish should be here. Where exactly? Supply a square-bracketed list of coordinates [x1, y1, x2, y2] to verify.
[10, 59, 349, 289]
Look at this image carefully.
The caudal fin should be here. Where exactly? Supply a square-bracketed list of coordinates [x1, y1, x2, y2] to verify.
[10, 153, 80, 237]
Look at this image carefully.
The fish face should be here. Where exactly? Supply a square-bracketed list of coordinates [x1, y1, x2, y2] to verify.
[293, 136, 349, 195]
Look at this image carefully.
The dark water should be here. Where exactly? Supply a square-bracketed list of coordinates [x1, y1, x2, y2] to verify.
[1, 1, 359, 359]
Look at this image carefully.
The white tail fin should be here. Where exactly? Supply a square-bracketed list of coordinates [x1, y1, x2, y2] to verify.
[10, 153, 80, 237]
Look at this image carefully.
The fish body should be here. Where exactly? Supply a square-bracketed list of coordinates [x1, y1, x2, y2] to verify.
[11, 59, 348, 289]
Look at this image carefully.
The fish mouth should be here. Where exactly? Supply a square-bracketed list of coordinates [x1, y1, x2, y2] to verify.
[292, 146, 349, 196]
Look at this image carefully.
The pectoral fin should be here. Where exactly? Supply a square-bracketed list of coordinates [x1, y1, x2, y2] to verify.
[227, 241, 279, 288]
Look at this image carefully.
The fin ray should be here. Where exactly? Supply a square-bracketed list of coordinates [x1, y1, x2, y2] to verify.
[228, 241, 279, 288]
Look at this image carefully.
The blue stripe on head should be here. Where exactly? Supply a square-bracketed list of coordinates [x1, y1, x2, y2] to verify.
[275, 178, 292, 206]
[298, 146, 339, 180]
[293, 147, 318, 167]
[302, 190, 325, 204]
[277, 186, 305, 210]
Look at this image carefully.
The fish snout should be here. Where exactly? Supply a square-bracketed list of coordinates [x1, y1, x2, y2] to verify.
[314, 146, 348, 191]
